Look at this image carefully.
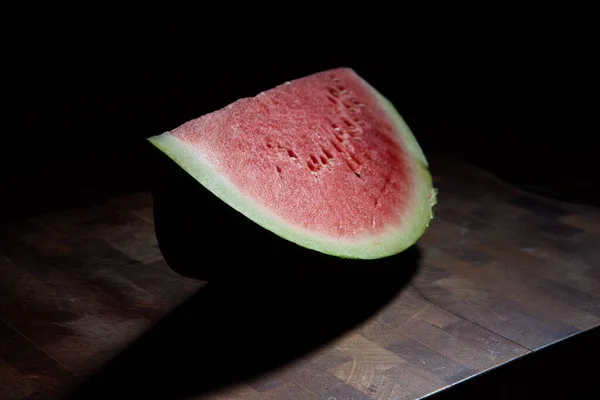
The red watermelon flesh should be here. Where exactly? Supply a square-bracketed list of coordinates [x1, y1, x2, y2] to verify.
[149, 68, 436, 259]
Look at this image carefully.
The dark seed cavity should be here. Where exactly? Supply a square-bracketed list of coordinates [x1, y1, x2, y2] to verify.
[330, 139, 343, 152]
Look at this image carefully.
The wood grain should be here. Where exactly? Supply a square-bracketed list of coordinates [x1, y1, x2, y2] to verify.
[0, 156, 599, 399]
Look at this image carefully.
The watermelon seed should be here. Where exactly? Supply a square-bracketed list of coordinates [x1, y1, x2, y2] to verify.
[351, 99, 365, 108]
[343, 158, 356, 173]
[326, 95, 338, 104]
[328, 87, 340, 97]
[266, 143, 274, 149]
[287, 149, 297, 159]
[307, 160, 318, 172]
[330, 139, 343, 152]
[310, 154, 319, 165]
[349, 150, 364, 165]
[322, 148, 334, 159]
[320, 155, 328, 164]
[276, 166, 282, 173]
[355, 172, 361, 178]
[341, 117, 355, 129]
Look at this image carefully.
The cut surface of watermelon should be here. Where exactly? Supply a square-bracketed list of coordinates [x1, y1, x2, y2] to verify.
[149, 68, 436, 259]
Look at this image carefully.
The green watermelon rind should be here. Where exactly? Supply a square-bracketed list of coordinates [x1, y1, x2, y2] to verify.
[148, 72, 436, 260]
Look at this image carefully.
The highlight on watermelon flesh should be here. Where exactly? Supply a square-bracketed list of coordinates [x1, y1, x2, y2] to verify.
[148, 68, 437, 260]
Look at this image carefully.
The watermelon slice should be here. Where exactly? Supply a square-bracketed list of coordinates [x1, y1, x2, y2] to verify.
[148, 68, 436, 260]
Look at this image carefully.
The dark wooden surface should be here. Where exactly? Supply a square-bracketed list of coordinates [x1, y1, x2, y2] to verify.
[1, 156, 599, 399]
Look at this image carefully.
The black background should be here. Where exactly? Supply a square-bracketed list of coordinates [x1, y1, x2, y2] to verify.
[3, 15, 596, 222]
[3, 13, 598, 399]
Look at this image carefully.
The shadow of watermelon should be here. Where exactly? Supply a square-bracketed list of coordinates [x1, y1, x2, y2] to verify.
[64, 143, 420, 399]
